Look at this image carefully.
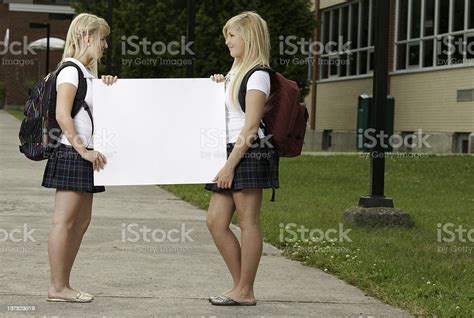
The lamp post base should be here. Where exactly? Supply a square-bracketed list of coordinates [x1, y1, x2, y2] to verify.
[344, 206, 412, 227]
[358, 195, 394, 208]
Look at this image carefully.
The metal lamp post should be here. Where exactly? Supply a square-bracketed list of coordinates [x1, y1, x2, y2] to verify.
[29, 22, 50, 76]
[358, 0, 394, 208]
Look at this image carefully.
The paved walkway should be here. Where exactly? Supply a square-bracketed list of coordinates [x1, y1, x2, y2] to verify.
[0, 110, 410, 317]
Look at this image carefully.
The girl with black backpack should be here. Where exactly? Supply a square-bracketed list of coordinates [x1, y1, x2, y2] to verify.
[42, 13, 117, 303]
[206, 11, 279, 306]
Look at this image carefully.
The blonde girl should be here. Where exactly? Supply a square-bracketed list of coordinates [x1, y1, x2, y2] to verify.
[206, 11, 279, 306]
[42, 13, 116, 303]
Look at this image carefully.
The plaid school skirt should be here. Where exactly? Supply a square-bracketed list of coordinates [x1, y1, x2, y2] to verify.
[42, 144, 105, 193]
[205, 140, 279, 193]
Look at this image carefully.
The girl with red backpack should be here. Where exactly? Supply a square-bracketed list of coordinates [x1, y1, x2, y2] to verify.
[205, 11, 279, 306]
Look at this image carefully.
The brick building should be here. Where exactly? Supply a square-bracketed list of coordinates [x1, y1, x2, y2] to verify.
[0, 0, 73, 107]
[305, 0, 474, 153]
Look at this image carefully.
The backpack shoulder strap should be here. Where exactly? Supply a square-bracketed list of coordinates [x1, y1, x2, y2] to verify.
[238, 65, 274, 113]
[54, 61, 87, 117]
[238, 66, 278, 203]
[53, 61, 94, 146]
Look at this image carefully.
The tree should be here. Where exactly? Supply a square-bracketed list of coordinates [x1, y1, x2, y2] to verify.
[72, 0, 316, 96]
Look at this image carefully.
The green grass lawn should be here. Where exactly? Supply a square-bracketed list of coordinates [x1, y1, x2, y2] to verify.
[6, 108, 24, 121]
[162, 154, 474, 316]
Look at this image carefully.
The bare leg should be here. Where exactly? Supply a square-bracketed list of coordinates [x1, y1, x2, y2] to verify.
[65, 193, 93, 291]
[206, 191, 240, 294]
[47, 190, 89, 299]
[227, 188, 263, 303]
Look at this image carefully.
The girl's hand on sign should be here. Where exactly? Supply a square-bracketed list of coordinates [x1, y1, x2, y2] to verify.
[210, 74, 225, 83]
[101, 75, 118, 86]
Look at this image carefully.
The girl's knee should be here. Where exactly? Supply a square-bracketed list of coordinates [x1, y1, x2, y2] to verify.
[76, 216, 91, 234]
[206, 213, 228, 234]
[236, 211, 261, 231]
[206, 214, 218, 232]
[51, 218, 75, 232]
[238, 219, 260, 232]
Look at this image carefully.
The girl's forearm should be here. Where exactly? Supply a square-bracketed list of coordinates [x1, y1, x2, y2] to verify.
[226, 126, 259, 169]
[56, 116, 88, 156]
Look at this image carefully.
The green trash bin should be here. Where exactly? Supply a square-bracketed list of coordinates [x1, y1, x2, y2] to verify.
[356, 95, 394, 152]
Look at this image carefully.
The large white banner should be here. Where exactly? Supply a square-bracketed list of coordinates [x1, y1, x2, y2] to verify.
[92, 78, 226, 186]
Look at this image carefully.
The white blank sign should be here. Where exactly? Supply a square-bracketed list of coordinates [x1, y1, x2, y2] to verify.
[92, 78, 226, 186]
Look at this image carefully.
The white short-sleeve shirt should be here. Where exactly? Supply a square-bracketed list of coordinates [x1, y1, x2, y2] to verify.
[225, 70, 271, 144]
[56, 58, 95, 147]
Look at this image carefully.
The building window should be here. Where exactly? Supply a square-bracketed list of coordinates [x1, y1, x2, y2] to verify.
[395, 0, 474, 71]
[453, 132, 470, 153]
[401, 131, 415, 151]
[470, 0, 474, 29]
[322, 130, 333, 150]
[319, 0, 375, 80]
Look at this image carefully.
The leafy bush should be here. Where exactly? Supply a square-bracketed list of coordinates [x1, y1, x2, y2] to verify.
[72, 0, 316, 96]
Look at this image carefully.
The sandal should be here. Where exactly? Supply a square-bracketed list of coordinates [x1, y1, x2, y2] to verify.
[208, 294, 226, 302]
[47, 291, 94, 303]
[210, 295, 256, 306]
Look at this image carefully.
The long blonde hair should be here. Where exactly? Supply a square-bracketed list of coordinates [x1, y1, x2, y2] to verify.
[223, 11, 270, 108]
[61, 13, 110, 76]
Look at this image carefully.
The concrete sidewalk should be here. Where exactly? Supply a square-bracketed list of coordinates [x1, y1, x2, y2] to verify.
[0, 110, 410, 317]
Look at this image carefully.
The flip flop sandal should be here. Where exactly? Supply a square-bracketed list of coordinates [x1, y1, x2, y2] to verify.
[79, 291, 94, 299]
[208, 294, 226, 302]
[47, 292, 93, 303]
[210, 295, 256, 306]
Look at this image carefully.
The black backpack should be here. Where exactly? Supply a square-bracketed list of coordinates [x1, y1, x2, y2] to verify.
[19, 61, 92, 161]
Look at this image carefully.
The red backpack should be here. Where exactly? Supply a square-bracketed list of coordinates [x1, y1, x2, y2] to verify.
[238, 66, 308, 157]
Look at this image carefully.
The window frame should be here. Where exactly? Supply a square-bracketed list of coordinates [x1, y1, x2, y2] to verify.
[318, 0, 375, 81]
[394, 0, 474, 74]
